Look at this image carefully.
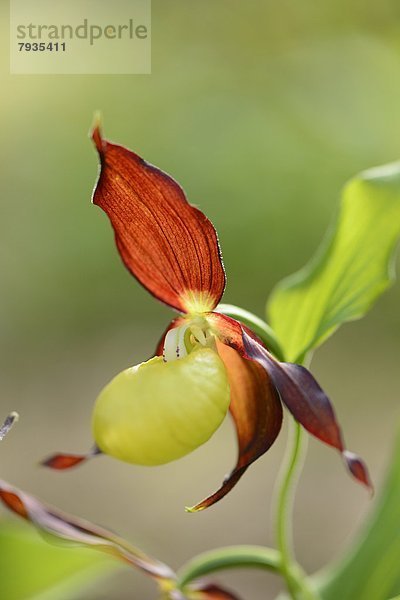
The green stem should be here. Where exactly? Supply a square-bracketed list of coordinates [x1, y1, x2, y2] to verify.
[175, 542, 316, 599]
[176, 545, 281, 590]
[275, 419, 317, 599]
[174, 423, 317, 598]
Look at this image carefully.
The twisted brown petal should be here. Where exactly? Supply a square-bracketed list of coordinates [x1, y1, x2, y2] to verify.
[92, 126, 225, 313]
[188, 341, 282, 511]
[0, 479, 175, 582]
[208, 312, 371, 491]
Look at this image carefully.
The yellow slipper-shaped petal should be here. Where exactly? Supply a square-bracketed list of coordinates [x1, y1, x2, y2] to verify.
[92, 347, 230, 465]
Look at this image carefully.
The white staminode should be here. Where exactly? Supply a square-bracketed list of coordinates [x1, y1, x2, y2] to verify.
[163, 319, 212, 363]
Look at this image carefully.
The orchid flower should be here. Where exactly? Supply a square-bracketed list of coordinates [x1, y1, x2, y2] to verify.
[44, 125, 371, 511]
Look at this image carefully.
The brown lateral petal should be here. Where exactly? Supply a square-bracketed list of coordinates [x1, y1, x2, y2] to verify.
[42, 446, 101, 470]
[241, 329, 372, 490]
[92, 126, 225, 313]
[209, 313, 371, 490]
[0, 478, 175, 582]
[189, 342, 282, 512]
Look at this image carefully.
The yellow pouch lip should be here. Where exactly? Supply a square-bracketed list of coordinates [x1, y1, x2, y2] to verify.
[92, 347, 230, 466]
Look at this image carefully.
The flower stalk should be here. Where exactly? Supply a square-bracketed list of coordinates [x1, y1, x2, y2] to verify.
[275, 419, 317, 600]
[274, 348, 319, 600]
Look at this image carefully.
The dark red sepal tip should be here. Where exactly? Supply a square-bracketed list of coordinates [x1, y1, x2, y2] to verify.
[42, 446, 101, 470]
[343, 450, 373, 493]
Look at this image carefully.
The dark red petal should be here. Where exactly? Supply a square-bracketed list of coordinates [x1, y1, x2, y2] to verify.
[91, 126, 225, 313]
[209, 313, 372, 491]
[189, 582, 242, 599]
[0, 478, 174, 581]
[188, 341, 282, 512]
[42, 446, 101, 471]
[343, 451, 372, 489]
[241, 330, 372, 490]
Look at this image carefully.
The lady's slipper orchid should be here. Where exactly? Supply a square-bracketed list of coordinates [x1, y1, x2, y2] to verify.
[44, 126, 371, 510]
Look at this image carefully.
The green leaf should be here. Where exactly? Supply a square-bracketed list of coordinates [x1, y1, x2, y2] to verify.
[268, 162, 400, 362]
[314, 424, 400, 600]
[0, 520, 117, 600]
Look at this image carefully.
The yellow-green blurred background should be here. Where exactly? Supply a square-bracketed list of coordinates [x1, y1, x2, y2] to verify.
[1, 1, 400, 598]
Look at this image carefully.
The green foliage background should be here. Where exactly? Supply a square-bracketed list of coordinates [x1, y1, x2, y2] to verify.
[1, 1, 400, 598]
